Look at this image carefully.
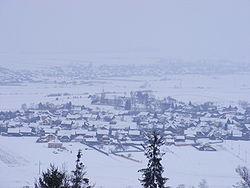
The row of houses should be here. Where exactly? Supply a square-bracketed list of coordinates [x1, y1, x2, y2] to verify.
[1, 91, 250, 148]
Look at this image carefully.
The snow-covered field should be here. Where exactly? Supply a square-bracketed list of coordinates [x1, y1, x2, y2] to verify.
[1, 72, 250, 111]
[0, 136, 249, 188]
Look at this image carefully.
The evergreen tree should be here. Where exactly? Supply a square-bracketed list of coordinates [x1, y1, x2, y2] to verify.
[125, 99, 132, 110]
[138, 131, 168, 188]
[71, 150, 91, 188]
[35, 164, 70, 188]
[65, 101, 72, 110]
[198, 179, 209, 188]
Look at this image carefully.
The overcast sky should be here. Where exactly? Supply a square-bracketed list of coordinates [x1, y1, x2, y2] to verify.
[0, 0, 250, 63]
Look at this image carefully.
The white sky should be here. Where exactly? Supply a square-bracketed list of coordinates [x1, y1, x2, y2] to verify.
[0, 0, 250, 63]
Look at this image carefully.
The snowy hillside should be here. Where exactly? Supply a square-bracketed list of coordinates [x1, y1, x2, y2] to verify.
[0, 136, 248, 188]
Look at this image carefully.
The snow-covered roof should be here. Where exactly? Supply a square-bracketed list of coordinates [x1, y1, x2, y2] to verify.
[110, 121, 131, 129]
[28, 122, 39, 128]
[175, 135, 185, 140]
[67, 114, 81, 119]
[75, 129, 88, 135]
[7, 122, 20, 127]
[164, 131, 173, 135]
[128, 130, 140, 136]
[85, 131, 96, 137]
[48, 138, 62, 144]
[244, 124, 250, 131]
[57, 130, 74, 137]
[74, 135, 84, 140]
[82, 114, 93, 118]
[43, 128, 57, 134]
[20, 127, 32, 133]
[85, 137, 98, 142]
[7, 128, 19, 134]
[137, 112, 149, 116]
[61, 120, 72, 125]
[165, 138, 174, 143]
[97, 129, 109, 135]
[184, 128, 197, 135]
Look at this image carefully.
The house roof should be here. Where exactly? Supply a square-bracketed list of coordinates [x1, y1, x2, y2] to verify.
[86, 131, 96, 137]
[244, 124, 250, 131]
[7, 128, 19, 134]
[20, 127, 32, 133]
[175, 135, 185, 140]
[43, 128, 57, 134]
[129, 130, 140, 136]
[57, 130, 74, 137]
[61, 120, 73, 125]
[75, 129, 88, 135]
[85, 137, 98, 142]
[137, 112, 149, 117]
[97, 129, 109, 135]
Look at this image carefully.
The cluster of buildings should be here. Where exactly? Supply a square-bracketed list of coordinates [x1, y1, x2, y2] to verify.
[1, 90, 250, 152]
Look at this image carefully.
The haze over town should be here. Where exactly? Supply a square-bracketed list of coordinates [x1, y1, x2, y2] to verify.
[0, 1, 250, 188]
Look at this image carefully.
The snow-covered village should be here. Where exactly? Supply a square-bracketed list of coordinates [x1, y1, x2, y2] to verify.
[0, 89, 250, 188]
[1, 0, 250, 188]
[2, 90, 250, 149]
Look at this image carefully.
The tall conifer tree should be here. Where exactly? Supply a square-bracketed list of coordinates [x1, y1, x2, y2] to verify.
[71, 150, 91, 188]
[35, 164, 70, 188]
[138, 131, 168, 188]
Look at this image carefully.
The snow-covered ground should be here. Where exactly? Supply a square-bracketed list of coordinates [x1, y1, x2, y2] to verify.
[1, 57, 250, 188]
[0, 136, 249, 188]
[1, 0, 250, 186]
[1, 72, 250, 111]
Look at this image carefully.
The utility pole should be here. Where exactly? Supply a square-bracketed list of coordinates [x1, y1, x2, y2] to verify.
[238, 144, 241, 156]
[245, 150, 248, 164]
[239, 144, 240, 157]
[39, 160, 41, 175]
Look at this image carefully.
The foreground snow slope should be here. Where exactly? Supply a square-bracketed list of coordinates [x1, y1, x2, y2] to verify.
[0, 136, 249, 188]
